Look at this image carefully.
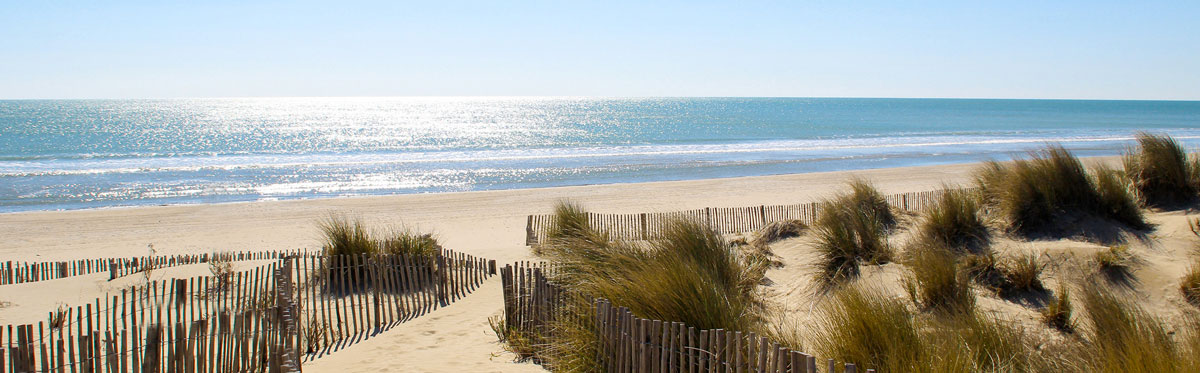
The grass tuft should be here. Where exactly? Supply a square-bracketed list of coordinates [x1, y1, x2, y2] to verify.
[975, 144, 1147, 235]
[1080, 283, 1183, 372]
[319, 215, 377, 256]
[904, 243, 975, 313]
[380, 231, 442, 258]
[1182, 261, 1200, 306]
[1002, 252, 1044, 294]
[917, 187, 989, 252]
[811, 284, 923, 372]
[811, 180, 895, 286]
[1094, 245, 1134, 275]
[526, 200, 767, 371]
[1123, 132, 1198, 207]
[1041, 282, 1075, 333]
[752, 219, 807, 248]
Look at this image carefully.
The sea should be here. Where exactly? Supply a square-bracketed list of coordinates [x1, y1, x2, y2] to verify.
[1, 97, 1198, 213]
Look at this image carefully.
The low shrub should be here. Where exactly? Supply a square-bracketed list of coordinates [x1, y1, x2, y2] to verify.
[1123, 132, 1197, 207]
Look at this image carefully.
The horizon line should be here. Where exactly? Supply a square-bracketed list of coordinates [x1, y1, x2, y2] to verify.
[2, 95, 1199, 102]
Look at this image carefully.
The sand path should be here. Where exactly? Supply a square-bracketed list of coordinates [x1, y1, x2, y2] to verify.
[301, 278, 542, 372]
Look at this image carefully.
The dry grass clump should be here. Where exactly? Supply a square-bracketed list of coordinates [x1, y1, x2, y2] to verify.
[962, 250, 1045, 296]
[1092, 164, 1146, 225]
[1003, 252, 1044, 293]
[525, 200, 767, 371]
[812, 284, 1050, 371]
[812, 180, 895, 285]
[1094, 245, 1134, 276]
[975, 145, 1147, 236]
[380, 231, 442, 258]
[1123, 132, 1198, 207]
[751, 219, 807, 248]
[917, 188, 989, 252]
[320, 215, 378, 256]
[811, 285, 923, 371]
[1182, 261, 1200, 306]
[1041, 282, 1075, 333]
[319, 215, 441, 258]
[904, 243, 975, 313]
[1079, 283, 1187, 372]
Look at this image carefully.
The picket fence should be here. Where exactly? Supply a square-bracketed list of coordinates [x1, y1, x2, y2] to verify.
[2, 250, 496, 372]
[525, 189, 946, 245]
[1, 251, 291, 286]
[499, 263, 875, 373]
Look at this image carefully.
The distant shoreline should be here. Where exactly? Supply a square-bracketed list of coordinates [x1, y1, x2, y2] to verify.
[0, 156, 1121, 263]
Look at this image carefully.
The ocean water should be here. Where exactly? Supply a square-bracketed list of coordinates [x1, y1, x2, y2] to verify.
[1, 97, 1198, 213]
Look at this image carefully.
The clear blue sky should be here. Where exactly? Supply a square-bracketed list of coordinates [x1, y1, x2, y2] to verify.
[1, 1, 1197, 99]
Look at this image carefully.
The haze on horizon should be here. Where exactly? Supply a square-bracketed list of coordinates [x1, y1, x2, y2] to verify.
[1, 1, 1198, 100]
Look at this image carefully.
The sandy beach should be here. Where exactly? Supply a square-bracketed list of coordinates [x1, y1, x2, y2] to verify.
[0, 161, 989, 263]
[11, 156, 1190, 373]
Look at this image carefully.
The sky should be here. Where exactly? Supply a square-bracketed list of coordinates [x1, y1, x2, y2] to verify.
[1, 1, 1197, 100]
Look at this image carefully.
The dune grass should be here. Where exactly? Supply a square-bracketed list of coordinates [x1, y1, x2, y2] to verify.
[379, 231, 442, 258]
[1123, 132, 1198, 207]
[1002, 252, 1044, 294]
[1183, 261, 1200, 306]
[1079, 283, 1186, 372]
[1041, 282, 1075, 333]
[320, 215, 378, 256]
[904, 243, 975, 313]
[1093, 164, 1147, 226]
[811, 284, 923, 371]
[526, 200, 767, 371]
[1095, 245, 1134, 273]
[751, 219, 806, 249]
[812, 180, 895, 286]
[917, 187, 989, 252]
[975, 145, 1147, 236]
[813, 284, 1051, 372]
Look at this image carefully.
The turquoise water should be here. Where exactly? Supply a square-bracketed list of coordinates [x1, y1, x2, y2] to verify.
[1, 97, 1198, 212]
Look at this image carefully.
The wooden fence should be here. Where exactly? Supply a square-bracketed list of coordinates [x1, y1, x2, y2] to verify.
[525, 189, 947, 245]
[1, 251, 294, 286]
[498, 263, 873, 373]
[2, 249, 497, 372]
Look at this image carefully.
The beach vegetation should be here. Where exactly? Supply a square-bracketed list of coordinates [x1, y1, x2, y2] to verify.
[1182, 261, 1200, 306]
[812, 181, 895, 286]
[320, 215, 378, 257]
[903, 242, 974, 313]
[1041, 282, 1075, 333]
[1094, 245, 1134, 276]
[975, 144, 1147, 236]
[1123, 132, 1198, 207]
[523, 200, 767, 371]
[917, 187, 989, 252]
[1079, 283, 1185, 372]
[812, 284, 1048, 372]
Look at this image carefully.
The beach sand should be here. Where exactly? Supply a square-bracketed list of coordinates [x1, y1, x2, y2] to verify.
[11, 156, 1193, 373]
